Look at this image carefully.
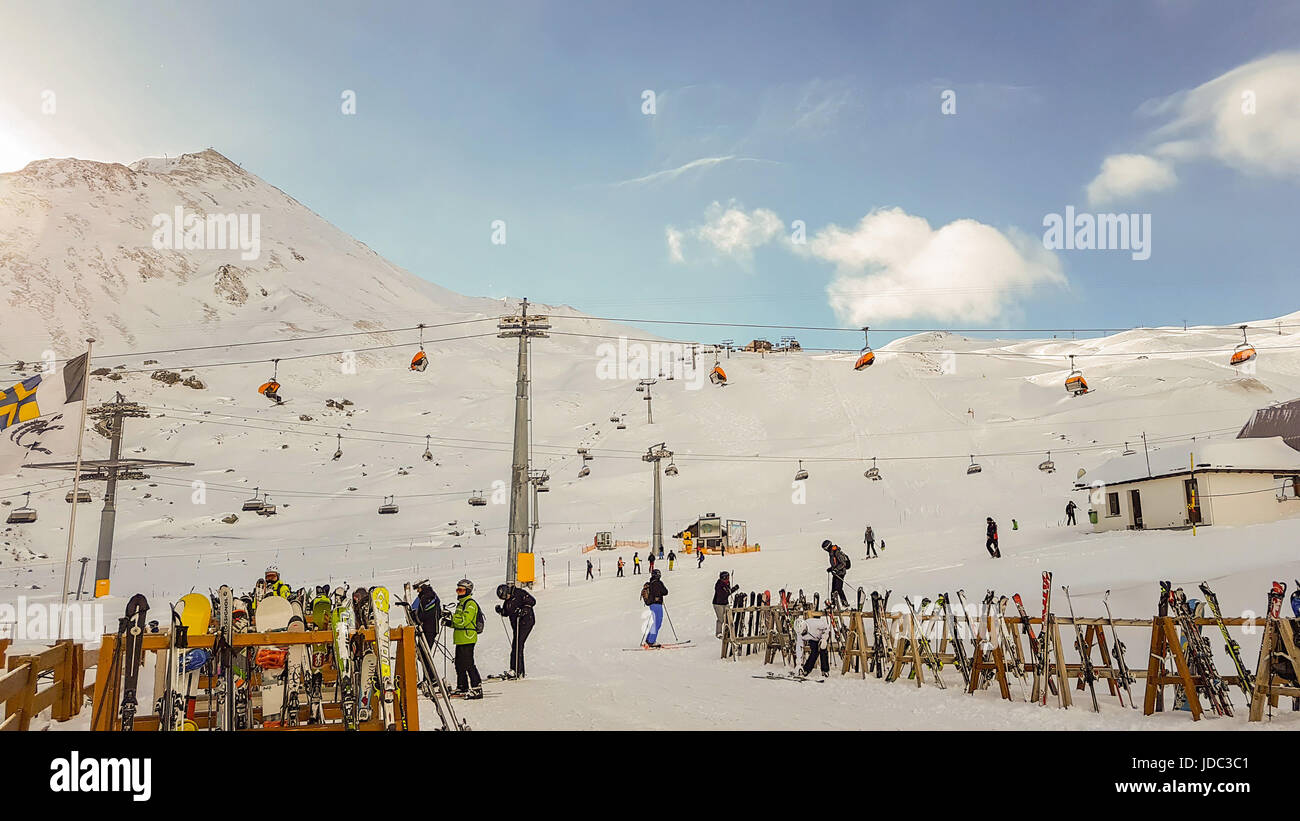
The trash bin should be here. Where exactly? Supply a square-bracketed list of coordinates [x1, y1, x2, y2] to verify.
[1088, 510, 1098, 525]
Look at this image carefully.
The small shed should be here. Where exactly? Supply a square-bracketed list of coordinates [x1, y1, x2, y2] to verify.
[1075, 437, 1300, 532]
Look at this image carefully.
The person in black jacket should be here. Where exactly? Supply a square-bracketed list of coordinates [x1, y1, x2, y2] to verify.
[823, 540, 851, 606]
[1065, 500, 1078, 526]
[641, 569, 669, 647]
[410, 584, 442, 645]
[713, 571, 739, 638]
[495, 583, 537, 678]
[985, 517, 1001, 558]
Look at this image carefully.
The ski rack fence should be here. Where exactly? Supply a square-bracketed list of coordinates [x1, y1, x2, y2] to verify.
[0, 638, 90, 731]
[683, 544, 761, 556]
[720, 602, 1292, 722]
[89, 626, 422, 731]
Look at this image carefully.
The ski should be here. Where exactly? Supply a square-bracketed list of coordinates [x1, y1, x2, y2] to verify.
[623, 640, 694, 651]
[216, 586, 236, 730]
[1061, 585, 1100, 712]
[370, 586, 398, 730]
[118, 593, 149, 731]
[1167, 584, 1232, 717]
[1101, 590, 1136, 708]
[903, 596, 945, 688]
[1037, 572, 1055, 706]
[1198, 582, 1253, 705]
[753, 672, 825, 683]
[937, 593, 971, 686]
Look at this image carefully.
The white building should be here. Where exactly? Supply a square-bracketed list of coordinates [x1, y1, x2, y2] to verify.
[1076, 437, 1300, 532]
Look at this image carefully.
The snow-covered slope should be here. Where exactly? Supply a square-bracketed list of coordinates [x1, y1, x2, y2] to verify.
[3, 150, 1300, 730]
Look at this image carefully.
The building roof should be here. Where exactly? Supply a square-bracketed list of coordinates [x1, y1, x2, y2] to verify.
[1076, 436, 1300, 488]
[1238, 398, 1300, 451]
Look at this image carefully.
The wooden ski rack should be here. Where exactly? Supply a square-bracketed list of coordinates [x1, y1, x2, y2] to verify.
[1, 639, 89, 731]
[1247, 617, 1300, 722]
[90, 626, 421, 731]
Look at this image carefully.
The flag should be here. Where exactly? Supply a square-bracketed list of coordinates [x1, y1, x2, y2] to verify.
[0, 353, 89, 477]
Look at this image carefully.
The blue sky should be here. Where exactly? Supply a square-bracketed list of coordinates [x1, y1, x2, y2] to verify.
[2, 0, 1297, 349]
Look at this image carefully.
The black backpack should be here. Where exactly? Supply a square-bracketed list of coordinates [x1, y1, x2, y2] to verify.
[469, 599, 485, 633]
[841, 554, 851, 571]
[640, 582, 652, 605]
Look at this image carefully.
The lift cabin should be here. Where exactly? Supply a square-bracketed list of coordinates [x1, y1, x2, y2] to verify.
[854, 327, 875, 371]
[793, 460, 809, 482]
[378, 496, 399, 515]
[6, 492, 37, 524]
[1230, 325, 1257, 367]
[1064, 355, 1088, 396]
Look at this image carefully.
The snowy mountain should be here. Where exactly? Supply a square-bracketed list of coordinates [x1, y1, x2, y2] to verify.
[3, 150, 1300, 730]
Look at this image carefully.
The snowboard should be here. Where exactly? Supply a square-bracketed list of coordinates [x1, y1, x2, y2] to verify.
[253, 595, 293, 728]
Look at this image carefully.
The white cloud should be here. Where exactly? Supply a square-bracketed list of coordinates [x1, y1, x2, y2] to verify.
[806, 208, 1065, 324]
[1086, 51, 1300, 201]
[611, 155, 774, 187]
[665, 201, 784, 265]
[1085, 153, 1177, 205]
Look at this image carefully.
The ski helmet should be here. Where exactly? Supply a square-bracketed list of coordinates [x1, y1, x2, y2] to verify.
[496, 583, 510, 600]
[456, 578, 473, 594]
[719, 571, 729, 580]
[265, 564, 280, 580]
[651, 569, 661, 580]
[821, 539, 832, 550]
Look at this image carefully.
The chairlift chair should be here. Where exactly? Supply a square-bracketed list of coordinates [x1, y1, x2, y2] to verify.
[793, 460, 809, 482]
[709, 351, 727, 386]
[664, 458, 679, 477]
[332, 434, 343, 461]
[242, 487, 265, 512]
[1122, 442, 1136, 456]
[854, 326, 875, 371]
[6, 492, 37, 524]
[864, 457, 882, 481]
[378, 495, 399, 515]
[1064, 355, 1088, 396]
[1038, 451, 1055, 473]
[635, 385, 645, 392]
[966, 456, 983, 475]
[468, 491, 487, 507]
[65, 488, 92, 504]
[1230, 325, 1257, 367]
[410, 324, 429, 372]
[609, 414, 620, 423]
[258, 359, 284, 404]
[578, 465, 590, 478]
[257, 496, 278, 516]
[422, 435, 434, 461]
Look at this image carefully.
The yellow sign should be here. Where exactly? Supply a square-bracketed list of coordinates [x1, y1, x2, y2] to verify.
[94, 578, 110, 598]
[683, 534, 693, 551]
[517, 552, 535, 584]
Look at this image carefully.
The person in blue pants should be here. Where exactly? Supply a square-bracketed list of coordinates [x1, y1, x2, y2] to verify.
[641, 569, 669, 647]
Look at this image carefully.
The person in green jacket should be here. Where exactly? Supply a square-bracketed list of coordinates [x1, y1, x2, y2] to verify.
[443, 578, 483, 698]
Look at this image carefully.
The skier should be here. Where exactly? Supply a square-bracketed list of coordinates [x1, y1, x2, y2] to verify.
[667, 550, 676, 571]
[658, 544, 665, 560]
[262, 566, 290, 599]
[641, 569, 669, 648]
[796, 611, 831, 678]
[633, 552, 641, 575]
[697, 549, 705, 569]
[586, 558, 594, 580]
[617, 557, 625, 578]
[822, 540, 851, 607]
[713, 571, 738, 639]
[863, 525, 878, 559]
[1065, 500, 1078, 526]
[409, 583, 442, 645]
[648, 552, 656, 574]
[985, 517, 1001, 558]
[495, 583, 536, 679]
[443, 578, 483, 698]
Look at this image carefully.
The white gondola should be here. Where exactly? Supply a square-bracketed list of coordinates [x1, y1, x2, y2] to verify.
[65, 488, 93, 504]
[864, 457, 882, 481]
[378, 495, 399, 515]
[1064, 355, 1088, 396]
[242, 487, 266, 512]
[332, 434, 343, 461]
[1230, 325, 1257, 367]
[468, 491, 487, 507]
[854, 326, 875, 371]
[793, 460, 809, 482]
[1038, 451, 1055, 473]
[578, 465, 590, 478]
[6, 492, 37, 524]
[966, 456, 983, 475]
[422, 435, 434, 461]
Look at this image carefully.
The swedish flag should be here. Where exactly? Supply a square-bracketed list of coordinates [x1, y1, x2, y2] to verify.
[0, 375, 44, 432]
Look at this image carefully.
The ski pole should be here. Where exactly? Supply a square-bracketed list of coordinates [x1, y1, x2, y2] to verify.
[662, 604, 680, 642]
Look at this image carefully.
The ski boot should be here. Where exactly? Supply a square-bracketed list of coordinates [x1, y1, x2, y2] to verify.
[466, 687, 484, 700]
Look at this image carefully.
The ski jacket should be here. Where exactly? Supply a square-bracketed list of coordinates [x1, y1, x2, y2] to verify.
[500, 587, 536, 622]
[668, 551, 676, 561]
[799, 616, 830, 644]
[646, 579, 668, 605]
[986, 521, 998, 539]
[864, 527, 874, 542]
[450, 594, 480, 645]
[412, 590, 442, 638]
[828, 547, 849, 575]
[1065, 501, 1077, 514]
[713, 580, 739, 605]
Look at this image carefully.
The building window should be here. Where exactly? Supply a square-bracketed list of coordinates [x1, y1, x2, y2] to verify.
[1106, 492, 1120, 517]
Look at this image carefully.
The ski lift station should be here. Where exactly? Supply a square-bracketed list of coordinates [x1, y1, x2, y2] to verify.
[673, 514, 755, 554]
[1074, 436, 1300, 533]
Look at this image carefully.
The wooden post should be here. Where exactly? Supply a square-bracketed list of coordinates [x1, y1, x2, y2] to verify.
[396, 626, 419, 732]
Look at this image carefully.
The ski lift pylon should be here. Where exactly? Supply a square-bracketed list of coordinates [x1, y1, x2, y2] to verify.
[378, 495, 399, 515]
[864, 457, 882, 481]
[966, 455, 983, 475]
[793, 460, 809, 482]
[1230, 325, 1257, 367]
[1065, 355, 1088, 396]
[854, 326, 875, 371]
[410, 324, 429, 372]
[6, 492, 37, 524]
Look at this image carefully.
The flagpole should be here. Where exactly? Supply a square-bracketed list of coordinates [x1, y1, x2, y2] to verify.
[58, 338, 94, 640]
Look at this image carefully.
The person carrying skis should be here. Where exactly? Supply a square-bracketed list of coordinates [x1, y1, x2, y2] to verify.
[410, 583, 442, 645]
[617, 556, 625, 577]
[863, 525, 878, 559]
[443, 579, 483, 698]
[495, 583, 536, 679]
[668, 549, 676, 570]
[1065, 500, 1078, 526]
[985, 517, 1001, 558]
[586, 558, 594, 580]
[713, 571, 739, 638]
[823, 540, 851, 607]
[633, 552, 641, 575]
[641, 569, 669, 648]
[796, 611, 831, 678]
